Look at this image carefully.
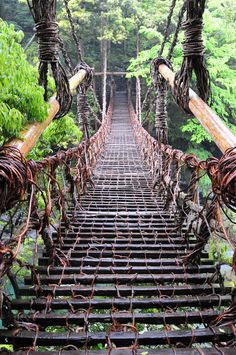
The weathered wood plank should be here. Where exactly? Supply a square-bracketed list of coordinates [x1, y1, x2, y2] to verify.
[0, 328, 233, 347]
[12, 295, 231, 310]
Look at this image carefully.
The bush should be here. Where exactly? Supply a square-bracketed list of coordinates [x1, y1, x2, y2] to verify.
[0, 19, 48, 144]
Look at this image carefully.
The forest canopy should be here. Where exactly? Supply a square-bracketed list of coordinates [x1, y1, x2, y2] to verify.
[0, 0, 235, 157]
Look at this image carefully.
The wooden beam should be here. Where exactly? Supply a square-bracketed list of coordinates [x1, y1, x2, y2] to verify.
[95, 71, 127, 76]
[6, 69, 87, 157]
[158, 64, 236, 153]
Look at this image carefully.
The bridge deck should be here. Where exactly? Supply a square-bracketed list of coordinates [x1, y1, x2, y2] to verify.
[0, 93, 234, 354]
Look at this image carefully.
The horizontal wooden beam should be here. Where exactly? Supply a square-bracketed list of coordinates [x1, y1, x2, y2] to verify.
[0, 327, 232, 347]
[6, 69, 87, 157]
[94, 71, 127, 76]
[158, 64, 236, 153]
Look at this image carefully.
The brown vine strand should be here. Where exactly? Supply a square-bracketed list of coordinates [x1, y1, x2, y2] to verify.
[58, 37, 74, 76]
[159, 0, 177, 57]
[63, 0, 96, 139]
[167, 0, 187, 60]
[63, 0, 83, 62]
[182, 197, 218, 264]
[141, 0, 176, 114]
[27, 0, 72, 118]
[206, 147, 236, 213]
[211, 299, 236, 329]
[141, 1, 186, 114]
[0, 147, 31, 212]
[174, 0, 211, 113]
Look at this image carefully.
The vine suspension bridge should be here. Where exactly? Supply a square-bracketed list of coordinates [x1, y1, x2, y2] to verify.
[0, 0, 236, 354]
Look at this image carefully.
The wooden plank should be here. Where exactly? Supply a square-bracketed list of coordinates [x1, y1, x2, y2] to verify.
[42, 250, 208, 258]
[25, 272, 217, 285]
[53, 237, 196, 244]
[59, 226, 179, 232]
[19, 284, 226, 297]
[38, 257, 213, 267]
[11, 295, 231, 310]
[52, 231, 187, 238]
[0, 328, 232, 347]
[9, 349, 236, 355]
[14, 310, 219, 327]
[65, 211, 175, 217]
[58, 243, 196, 251]
[35, 265, 216, 275]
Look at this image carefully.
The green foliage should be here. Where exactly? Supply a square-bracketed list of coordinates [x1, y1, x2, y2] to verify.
[181, 119, 213, 144]
[209, 239, 232, 265]
[126, 0, 236, 147]
[0, 19, 48, 144]
[11, 235, 44, 281]
[0, 345, 13, 351]
[28, 113, 83, 160]
[127, 45, 159, 79]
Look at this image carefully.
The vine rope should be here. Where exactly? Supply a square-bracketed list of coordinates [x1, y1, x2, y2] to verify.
[27, 0, 72, 118]
[174, 0, 211, 113]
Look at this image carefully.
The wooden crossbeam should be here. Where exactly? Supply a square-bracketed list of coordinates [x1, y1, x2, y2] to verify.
[94, 71, 127, 76]
[158, 64, 236, 153]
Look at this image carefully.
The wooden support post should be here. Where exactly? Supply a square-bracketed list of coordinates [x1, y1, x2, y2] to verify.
[6, 69, 87, 157]
[157, 64, 236, 153]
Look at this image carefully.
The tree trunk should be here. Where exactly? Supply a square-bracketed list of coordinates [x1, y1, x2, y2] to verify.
[101, 38, 108, 120]
[136, 77, 141, 122]
[136, 30, 141, 122]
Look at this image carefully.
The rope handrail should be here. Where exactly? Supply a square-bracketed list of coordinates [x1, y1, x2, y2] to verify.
[128, 91, 236, 327]
[0, 93, 114, 282]
[131, 89, 236, 332]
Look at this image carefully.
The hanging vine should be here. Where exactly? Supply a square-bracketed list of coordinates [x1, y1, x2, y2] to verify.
[174, 0, 211, 113]
[27, 0, 72, 118]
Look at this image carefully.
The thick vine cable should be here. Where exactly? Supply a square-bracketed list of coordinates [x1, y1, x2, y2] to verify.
[167, 0, 187, 61]
[174, 0, 211, 113]
[142, 0, 184, 119]
[63, 0, 93, 139]
[27, 0, 72, 118]
[150, 0, 179, 143]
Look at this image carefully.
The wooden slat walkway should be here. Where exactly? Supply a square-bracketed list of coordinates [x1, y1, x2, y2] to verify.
[0, 92, 234, 353]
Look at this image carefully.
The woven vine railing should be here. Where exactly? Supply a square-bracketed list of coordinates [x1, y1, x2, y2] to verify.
[128, 93, 236, 266]
[0, 97, 113, 289]
[128, 88, 236, 328]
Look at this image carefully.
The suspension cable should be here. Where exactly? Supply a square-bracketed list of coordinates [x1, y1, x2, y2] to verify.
[174, 0, 211, 113]
[159, 0, 177, 57]
[27, 0, 72, 118]
[142, 0, 178, 113]
[167, 0, 187, 61]
[63, 0, 95, 139]
[63, 0, 83, 63]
